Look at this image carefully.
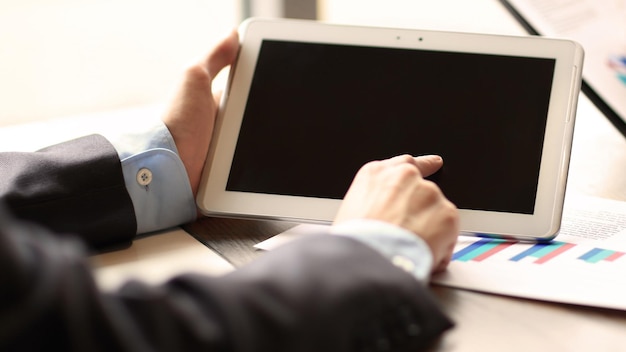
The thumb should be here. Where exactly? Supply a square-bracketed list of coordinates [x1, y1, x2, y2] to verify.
[206, 30, 240, 79]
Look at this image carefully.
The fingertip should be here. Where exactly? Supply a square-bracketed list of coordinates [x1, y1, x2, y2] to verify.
[414, 154, 444, 177]
[225, 28, 240, 49]
[218, 27, 240, 48]
[427, 154, 443, 163]
[433, 155, 444, 167]
[413, 154, 443, 164]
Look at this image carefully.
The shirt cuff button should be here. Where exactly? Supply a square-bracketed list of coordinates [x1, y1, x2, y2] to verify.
[136, 168, 153, 186]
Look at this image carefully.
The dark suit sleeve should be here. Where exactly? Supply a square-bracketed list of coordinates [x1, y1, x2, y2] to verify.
[0, 209, 452, 352]
[0, 134, 136, 249]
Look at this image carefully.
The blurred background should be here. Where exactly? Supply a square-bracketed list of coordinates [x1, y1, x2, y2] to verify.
[0, 0, 239, 126]
[0, 0, 521, 127]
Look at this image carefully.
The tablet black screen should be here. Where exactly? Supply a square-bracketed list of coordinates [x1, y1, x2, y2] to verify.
[226, 40, 555, 214]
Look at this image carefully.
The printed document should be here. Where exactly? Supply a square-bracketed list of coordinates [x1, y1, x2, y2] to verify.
[258, 195, 626, 310]
[432, 195, 626, 310]
[504, 0, 626, 124]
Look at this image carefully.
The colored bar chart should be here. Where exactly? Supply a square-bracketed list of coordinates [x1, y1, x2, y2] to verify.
[578, 248, 625, 263]
[608, 53, 626, 86]
[452, 238, 518, 262]
[453, 239, 579, 264]
[509, 241, 576, 264]
[454, 239, 626, 265]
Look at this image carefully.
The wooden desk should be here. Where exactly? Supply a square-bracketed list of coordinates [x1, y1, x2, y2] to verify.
[185, 94, 626, 351]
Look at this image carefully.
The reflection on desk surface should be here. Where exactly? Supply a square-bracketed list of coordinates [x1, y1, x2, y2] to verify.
[90, 228, 234, 291]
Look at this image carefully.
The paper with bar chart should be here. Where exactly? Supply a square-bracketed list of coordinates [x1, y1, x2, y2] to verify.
[432, 195, 626, 310]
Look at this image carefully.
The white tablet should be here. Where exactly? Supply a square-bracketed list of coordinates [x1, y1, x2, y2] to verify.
[197, 18, 584, 240]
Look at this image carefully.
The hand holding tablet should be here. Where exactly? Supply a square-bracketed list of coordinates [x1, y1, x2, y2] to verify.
[197, 18, 584, 240]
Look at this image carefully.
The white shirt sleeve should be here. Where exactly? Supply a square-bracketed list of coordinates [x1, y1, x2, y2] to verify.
[330, 219, 434, 283]
[104, 122, 196, 234]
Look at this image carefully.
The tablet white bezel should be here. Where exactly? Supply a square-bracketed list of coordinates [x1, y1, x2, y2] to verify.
[197, 18, 584, 240]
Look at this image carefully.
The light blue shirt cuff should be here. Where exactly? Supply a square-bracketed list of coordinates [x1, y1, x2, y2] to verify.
[105, 122, 196, 234]
[330, 219, 434, 282]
